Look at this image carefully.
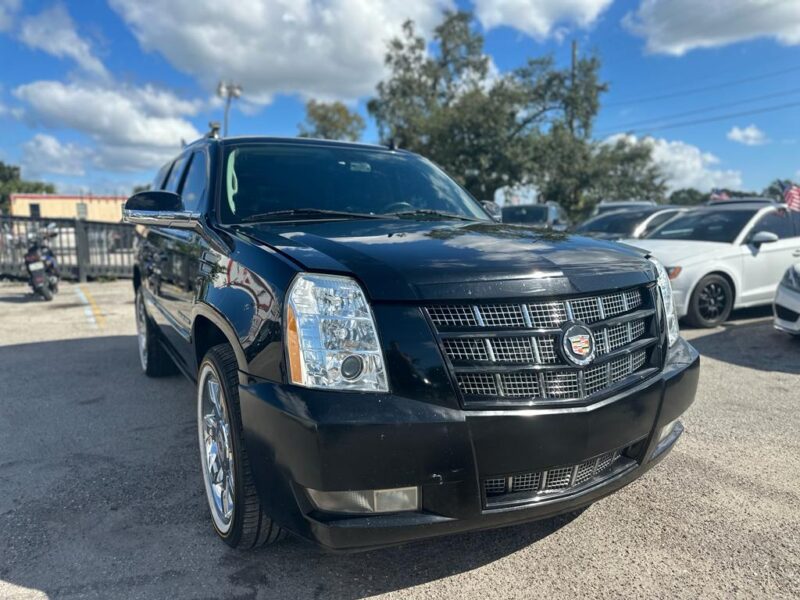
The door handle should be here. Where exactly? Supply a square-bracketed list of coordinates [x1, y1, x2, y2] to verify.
[793, 249, 800, 257]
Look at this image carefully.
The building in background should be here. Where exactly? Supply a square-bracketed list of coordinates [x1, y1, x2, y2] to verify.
[9, 194, 127, 223]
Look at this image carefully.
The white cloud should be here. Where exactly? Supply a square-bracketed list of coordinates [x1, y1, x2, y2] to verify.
[727, 124, 768, 146]
[474, 0, 613, 40]
[608, 133, 742, 192]
[0, 0, 20, 32]
[21, 134, 90, 177]
[109, 0, 451, 104]
[19, 4, 109, 78]
[13, 80, 201, 172]
[624, 0, 800, 55]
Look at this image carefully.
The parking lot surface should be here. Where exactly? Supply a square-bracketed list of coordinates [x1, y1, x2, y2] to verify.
[1, 280, 798, 599]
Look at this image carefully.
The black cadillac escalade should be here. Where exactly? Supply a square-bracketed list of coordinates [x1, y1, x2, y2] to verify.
[124, 136, 699, 551]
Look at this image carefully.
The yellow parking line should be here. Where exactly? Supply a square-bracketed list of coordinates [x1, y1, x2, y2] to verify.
[78, 285, 106, 328]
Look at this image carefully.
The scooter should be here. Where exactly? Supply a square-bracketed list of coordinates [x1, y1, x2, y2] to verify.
[24, 225, 59, 301]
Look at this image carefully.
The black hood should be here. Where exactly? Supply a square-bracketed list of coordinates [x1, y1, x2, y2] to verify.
[239, 219, 655, 301]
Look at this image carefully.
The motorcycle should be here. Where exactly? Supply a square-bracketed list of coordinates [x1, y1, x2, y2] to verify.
[24, 224, 60, 302]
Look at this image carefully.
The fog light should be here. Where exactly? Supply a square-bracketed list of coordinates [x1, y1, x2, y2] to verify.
[658, 419, 679, 443]
[306, 486, 419, 514]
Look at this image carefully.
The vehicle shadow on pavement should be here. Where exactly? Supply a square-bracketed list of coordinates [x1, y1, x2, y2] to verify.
[0, 335, 581, 600]
[688, 310, 800, 375]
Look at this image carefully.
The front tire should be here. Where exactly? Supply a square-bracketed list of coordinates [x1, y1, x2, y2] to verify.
[40, 286, 53, 301]
[197, 344, 284, 549]
[686, 274, 733, 328]
[135, 288, 177, 376]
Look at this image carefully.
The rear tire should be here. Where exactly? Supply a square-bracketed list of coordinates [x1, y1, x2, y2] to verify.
[135, 288, 177, 377]
[686, 274, 733, 328]
[197, 344, 285, 549]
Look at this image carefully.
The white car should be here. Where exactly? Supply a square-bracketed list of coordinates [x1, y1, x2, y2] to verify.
[623, 201, 800, 327]
[774, 264, 800, 335]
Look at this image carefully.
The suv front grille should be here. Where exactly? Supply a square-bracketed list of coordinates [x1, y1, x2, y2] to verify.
[427, 285, 660, 408]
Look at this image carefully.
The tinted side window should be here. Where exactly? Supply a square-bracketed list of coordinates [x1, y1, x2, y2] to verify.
[751, 210, 794, 240]
[164, 154, 189, 193]
[179, 151, 208, 213]
[644, 211, 677, 234]
[792, 211, 800, 236]
[152, 162, 173, 190]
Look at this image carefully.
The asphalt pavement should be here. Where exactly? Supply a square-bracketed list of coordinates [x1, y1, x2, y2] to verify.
[0, 280, 798, 599]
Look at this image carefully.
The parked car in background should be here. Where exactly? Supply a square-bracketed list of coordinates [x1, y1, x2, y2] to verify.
[592, 200, 657, 216]
[624, 202, 800, 327]
[123, 136, 699, 551]
[773, 263, 800, 336]
[575, 206, 687, 241]
[501, 202, 569, 230]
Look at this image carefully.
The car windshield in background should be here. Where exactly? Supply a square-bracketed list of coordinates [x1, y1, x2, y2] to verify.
[576, 210, 653, 235]
[502, 205, 548, 224]
[646, 209, 757, 243]
[221, 144, 489, 223]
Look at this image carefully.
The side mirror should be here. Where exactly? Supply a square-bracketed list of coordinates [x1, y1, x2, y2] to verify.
[481, 200, 502, 222]
[749, 230, 779, 246]
[123, 190, 199, 229]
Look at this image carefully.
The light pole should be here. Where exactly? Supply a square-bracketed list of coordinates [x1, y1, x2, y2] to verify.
[217, 81, 242, 137]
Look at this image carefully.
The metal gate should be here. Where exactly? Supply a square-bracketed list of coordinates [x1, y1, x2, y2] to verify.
[0, 216, 135, 281]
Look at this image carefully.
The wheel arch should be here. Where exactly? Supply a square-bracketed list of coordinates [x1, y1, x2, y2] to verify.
[192, 304, 249, 381]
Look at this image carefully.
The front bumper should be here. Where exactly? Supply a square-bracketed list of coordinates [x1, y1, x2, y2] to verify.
[773, 284, 800, 334]
[239, 338, 700, 551]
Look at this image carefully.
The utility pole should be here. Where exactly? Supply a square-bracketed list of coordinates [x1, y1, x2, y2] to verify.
[217, 81, 243, 137]
[569, 39, 577, 135]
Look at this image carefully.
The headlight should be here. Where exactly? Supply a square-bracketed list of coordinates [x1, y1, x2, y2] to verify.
[782, 265, 800, 292]
[649, 257, 680, 347]
[285, 273, 388, 392]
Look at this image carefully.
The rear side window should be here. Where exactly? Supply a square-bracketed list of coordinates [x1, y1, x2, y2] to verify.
[179, 151, 208, 213]
[164, 154, 189, 193]
[792, 211, 800, 236]
[751, 209, 794, 239]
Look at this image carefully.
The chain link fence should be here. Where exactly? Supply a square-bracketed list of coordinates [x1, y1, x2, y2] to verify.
[0, 216, 136, 281]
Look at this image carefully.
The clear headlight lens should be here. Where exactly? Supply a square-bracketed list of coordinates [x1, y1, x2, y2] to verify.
[781, 265, 800, 292]
[649, 257, 680, 347]
[285, 273, 388, 392]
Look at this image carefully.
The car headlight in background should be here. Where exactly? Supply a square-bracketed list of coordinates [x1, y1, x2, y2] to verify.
[649, 257, 680, 347]
[285, 273, 389, 392]
[781, 265, 800, 293]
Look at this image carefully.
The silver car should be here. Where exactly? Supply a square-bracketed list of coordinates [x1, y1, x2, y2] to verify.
[774, 263, 800, 336]
[624, 201, 800, 327]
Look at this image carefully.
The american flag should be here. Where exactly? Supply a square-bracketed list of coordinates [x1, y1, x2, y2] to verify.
[709, 188, 730, 201]
[780, 180, 800, 212]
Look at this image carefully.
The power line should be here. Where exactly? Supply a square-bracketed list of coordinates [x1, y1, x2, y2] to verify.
[603, 64, 800, 108]
[597, 86, 800, 136]
[606, 99, 800, 136]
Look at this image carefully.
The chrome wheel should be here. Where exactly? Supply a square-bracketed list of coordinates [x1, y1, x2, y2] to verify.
[198, 364, 235, 534]
[135, 292, 148, 371]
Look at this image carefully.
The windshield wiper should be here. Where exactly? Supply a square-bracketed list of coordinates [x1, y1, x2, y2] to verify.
[389, 209, 479, 222]
[241, 208, 382, 223]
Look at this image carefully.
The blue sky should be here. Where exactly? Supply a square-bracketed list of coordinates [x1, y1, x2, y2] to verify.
[1, 0, 799, 196]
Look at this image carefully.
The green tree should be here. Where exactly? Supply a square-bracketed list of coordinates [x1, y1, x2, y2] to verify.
[368, 11, 662, 216]
[298, 100, 365, 141]
[368, 11, 586, 201]
[669, 188, 707, 206]
[0, 162, 56, 214]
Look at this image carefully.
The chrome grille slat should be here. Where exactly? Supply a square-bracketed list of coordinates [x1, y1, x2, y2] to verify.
[429, 287, 654, 406]
[485, 449, 626, 501]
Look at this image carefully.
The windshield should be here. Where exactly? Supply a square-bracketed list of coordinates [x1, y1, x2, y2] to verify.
[502, 205, 548, 224]
[220, 143, 489, 223]
[646, 209, 757, 243]
[576, 210, 653, 235]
